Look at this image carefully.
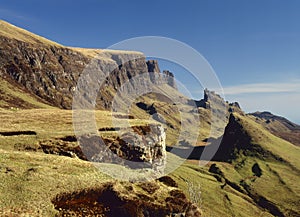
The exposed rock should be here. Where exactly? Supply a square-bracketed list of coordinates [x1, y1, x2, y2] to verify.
[188, 89, 228, 116]
[147, 60, 161, 73]
[190, 89, 242, 115]
[0, 35, 88, 108]
[202, 88, 226, 110]
[228, 102, 243, 114]
[82, 124, 166, 172]
[162, 70, 176, 89]
[168, 113, 285, 162]
[229, 102, 241, 109]
[39, 139, 86, 160]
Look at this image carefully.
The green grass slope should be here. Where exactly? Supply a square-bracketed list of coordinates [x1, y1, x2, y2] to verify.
[173, 113, 300, 216]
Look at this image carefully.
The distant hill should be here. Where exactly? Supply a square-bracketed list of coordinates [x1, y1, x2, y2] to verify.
[250, 111, 300, 146]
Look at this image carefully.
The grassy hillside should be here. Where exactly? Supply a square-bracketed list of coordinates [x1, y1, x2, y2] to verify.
[1, 109, 299, 216]
[0, 20, 62, 47]
[0, 19, 299, 217]
[0, 149, 111, 215]
[0, 109, 154, 152]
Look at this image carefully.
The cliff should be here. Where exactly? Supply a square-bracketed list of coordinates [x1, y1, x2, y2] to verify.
[0, 20, 176, 109]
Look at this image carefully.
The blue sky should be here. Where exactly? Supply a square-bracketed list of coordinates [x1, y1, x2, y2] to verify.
[0, 0, 299, 123]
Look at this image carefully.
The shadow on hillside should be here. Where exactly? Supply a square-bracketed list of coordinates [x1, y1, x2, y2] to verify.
[166, 137, 229, 162]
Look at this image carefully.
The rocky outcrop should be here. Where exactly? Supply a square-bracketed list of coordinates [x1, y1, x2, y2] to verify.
[189, 89, 242, 114]
[146, 60, 176, 89]
[81, 124, 166, 171]
[146, 59, 161, 73]
[162, 70, 176, 88]
[169, 113, 284, 162]
[212, 114, 286, 162]
[190, 89, 226, 109]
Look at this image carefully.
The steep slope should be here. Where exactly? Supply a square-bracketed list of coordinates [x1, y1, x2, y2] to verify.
[0, 20, 176, 109]
[250, 111, 300, 146]
[218, 113, 300, 168]
[0, 74, 52, 109]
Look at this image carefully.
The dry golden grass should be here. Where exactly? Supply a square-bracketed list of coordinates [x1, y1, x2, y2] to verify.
[70, 47, 143, 59]
[0, 108, 155, 151]
[0, 20, 62, 46]
[0, 19, 144, 61]
[0, 149, 112, 215]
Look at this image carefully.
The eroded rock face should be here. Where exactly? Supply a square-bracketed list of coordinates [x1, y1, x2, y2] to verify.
[0, 36, 88, 108]
[81, 124, 166, 172]
[0, 26, 177, 109]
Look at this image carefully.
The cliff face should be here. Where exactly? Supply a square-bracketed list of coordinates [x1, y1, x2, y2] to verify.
[0, 20, 176, 109]
[0, 35, 88, 108]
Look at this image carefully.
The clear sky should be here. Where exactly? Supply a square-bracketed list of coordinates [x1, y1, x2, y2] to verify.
[0, 0, 299, 123]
